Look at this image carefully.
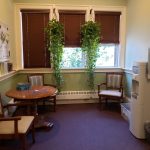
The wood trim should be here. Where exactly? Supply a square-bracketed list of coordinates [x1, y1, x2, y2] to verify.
[95, 11, 121, 15]
[21, 9, 50, 13]
[59, 10, 86, 14]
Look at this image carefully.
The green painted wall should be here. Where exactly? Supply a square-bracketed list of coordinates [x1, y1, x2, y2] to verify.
[124, 72, 132, 97]
[0, 74, 26, 104]
[13, 0, 127, 6]
[21, 72, 106, 91]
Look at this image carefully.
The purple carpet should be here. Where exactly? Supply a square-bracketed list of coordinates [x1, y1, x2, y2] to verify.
[0, 103, 150, 150]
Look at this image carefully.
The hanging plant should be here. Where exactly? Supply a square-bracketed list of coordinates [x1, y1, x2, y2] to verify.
[81, 21, 100, 90]
[45, 19, 64, 91]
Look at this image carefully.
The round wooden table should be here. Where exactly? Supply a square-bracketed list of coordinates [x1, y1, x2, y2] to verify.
[6, 85, 58, 128]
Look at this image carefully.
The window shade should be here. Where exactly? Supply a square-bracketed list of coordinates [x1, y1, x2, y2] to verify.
[59, 10, 85, 47]
[95, 11, 121, 44]
[21, 10, 50, 68]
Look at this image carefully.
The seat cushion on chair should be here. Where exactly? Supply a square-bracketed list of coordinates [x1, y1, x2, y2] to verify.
[0, 116, 34, 134]
[99, 90, 122, 97]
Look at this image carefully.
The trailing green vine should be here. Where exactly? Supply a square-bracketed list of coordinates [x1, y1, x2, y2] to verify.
[81, 21, 100, 90]
[45, 19, 64, 91]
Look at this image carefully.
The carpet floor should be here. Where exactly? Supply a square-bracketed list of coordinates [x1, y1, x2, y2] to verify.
[0, 103, 150, 150]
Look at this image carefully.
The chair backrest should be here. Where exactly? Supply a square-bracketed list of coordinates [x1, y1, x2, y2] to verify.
[106, 72, 123, 90]
[0, 95, 4, 117]
[28, 74, 44, 86]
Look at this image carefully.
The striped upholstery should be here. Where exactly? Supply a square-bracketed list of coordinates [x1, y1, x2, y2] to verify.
[28, 75, 44, 86]
[107, 74, 122, 89]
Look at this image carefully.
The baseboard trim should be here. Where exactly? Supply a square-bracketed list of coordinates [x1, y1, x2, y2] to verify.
[56, 98, 99, 104]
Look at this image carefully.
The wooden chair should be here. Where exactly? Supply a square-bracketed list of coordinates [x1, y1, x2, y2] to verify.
[28, 74, 57, 112]
[98, 72, 124, 110]
[0, 95, 35, 150]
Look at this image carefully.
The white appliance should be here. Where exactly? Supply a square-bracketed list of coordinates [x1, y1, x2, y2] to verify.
[129, 62, 150, 139]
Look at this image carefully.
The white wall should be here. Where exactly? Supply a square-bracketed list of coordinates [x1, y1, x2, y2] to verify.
[125, 0, 150, 69]
[0, 0, 15, 65]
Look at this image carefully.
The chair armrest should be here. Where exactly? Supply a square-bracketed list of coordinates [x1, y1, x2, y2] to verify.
[0, 116, 21, 136]
[120, 86, 124, 97]
[4, 102, 33, 108]
[3, 102, 34, 112]
[98, 83, 106, 92]
[44, 84, 57, 88]
[0, 116, 21, 121]
[44, 84, 58, 95]
[3, 102, 35, 116]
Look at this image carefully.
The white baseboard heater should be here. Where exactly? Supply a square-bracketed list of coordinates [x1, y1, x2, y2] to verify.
[56, 90, 99, 104]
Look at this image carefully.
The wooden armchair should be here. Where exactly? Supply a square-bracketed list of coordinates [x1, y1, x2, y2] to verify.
[98, 72, 124, 110]
[28, 74, 57, 112]
[0, 95, 35, 150]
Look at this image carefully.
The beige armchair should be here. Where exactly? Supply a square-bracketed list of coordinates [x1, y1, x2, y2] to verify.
[0, 95, 35, 150]
[98, 72, 124, 110]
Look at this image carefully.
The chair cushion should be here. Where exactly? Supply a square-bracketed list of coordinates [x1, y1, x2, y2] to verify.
[99, 90, 122, 97]
[0, 116, 34, 134]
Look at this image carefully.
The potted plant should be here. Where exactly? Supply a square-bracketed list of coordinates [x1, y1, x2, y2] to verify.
[45, 19, 64, 91]
[81, 21, 100, 90]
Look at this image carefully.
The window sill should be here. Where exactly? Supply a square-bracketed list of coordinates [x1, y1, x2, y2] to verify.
[18, 67, 123, 74]
[61, 67, 123, 73]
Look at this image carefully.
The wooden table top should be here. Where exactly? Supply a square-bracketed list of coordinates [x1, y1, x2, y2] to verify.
[6, 86, 57, 100]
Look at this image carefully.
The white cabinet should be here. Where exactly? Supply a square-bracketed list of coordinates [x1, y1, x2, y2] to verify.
[129, 62, 150, 139]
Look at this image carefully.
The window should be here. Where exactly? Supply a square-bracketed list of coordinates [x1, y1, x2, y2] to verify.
[20, 9, 121, 69]
[61, 44, 119, 69]
[61, 47, 85, 68]
[96, 44, 119, 67]
[61, 11, 121, 69]
[95, 11, 121, 44]
[59, 10, 85, 47]
[21, 10, 50, 68]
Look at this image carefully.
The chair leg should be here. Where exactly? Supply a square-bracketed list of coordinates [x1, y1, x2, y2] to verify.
[43, 100, 46, 106]
[105, 98, 108, 109]
[31, 123, 35, 144]
[21, 135, 27, 150]
[99, 96, 102, 110]
[53, 96, 56, 112]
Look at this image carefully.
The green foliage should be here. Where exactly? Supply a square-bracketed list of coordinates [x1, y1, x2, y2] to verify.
[81, 21, 100, 90]
[45, 19, 64, 91]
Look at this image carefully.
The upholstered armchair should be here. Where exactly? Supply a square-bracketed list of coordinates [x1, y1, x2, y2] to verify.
[0, 95, 35, 150]
[28, 74, 57, 112]
[98, 72, 124, 110]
